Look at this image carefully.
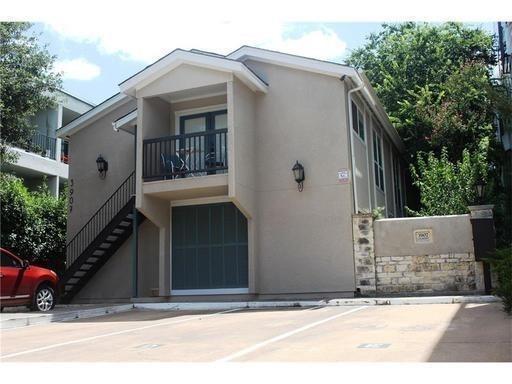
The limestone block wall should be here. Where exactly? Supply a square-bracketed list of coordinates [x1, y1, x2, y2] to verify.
[352, 213, 376, 294]
[374, 253, 485, 294]
[352, 213, 486, 295]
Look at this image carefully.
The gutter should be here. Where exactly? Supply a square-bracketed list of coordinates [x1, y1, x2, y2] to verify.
[346, 76, 365, 214]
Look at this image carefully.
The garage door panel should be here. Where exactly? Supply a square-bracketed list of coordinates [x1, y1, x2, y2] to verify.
[210, 246, 224, 288]
[172, 248, 185, 289]
[237, 245, 248, 286]
[197, 246, 211, 289]
[183, 248, 197, 289]
[223, 245, 238, 286]
[172, 203, 248, 291]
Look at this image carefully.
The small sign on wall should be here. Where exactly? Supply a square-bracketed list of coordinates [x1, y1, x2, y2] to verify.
[414, 229, 433, 244]
[338, 169, 350, 184]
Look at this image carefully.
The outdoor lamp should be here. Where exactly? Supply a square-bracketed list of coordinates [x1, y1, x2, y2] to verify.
[96, 155, 108, 179]
[292, 160, 305, 192]
[475, 179, 485, 204]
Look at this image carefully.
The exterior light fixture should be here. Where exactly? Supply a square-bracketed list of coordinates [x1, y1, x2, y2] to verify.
[475, 178, 485, 204]
[96, 155, 108, 179]
[292, 160, 305, 192]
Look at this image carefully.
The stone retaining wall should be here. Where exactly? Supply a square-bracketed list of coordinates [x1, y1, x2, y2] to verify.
[352, 213, 486, 295]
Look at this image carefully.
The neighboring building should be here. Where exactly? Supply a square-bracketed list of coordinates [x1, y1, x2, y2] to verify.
[57, 47, 407, 303]
[2, 90, 93, 196]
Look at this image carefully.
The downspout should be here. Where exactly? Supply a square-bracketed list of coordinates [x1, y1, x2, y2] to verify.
[112, 120, 139, 298]
[346, 77, 365, 214]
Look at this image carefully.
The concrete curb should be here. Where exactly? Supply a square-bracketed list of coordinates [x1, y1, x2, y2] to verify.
[134, 295, 499, 311]
[0, 304, 134, 330]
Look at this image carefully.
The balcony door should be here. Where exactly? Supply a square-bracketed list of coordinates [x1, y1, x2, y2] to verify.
[179, 110, 227, 174]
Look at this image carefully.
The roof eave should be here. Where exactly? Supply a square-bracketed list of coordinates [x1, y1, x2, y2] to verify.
[57, 93, 131, 138]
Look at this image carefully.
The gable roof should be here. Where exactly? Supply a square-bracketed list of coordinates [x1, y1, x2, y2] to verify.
[227, 46, 404, 152]
[58, 45, 404, 152]
[119, 49, 268, 96]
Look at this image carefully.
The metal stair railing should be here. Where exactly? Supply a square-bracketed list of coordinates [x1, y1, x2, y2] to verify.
[66, 171, 135, 267]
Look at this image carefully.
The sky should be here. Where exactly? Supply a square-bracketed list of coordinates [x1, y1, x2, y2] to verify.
[32, 21, 497, 106]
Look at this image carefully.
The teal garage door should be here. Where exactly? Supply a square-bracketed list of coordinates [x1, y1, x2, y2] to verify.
[172, 203, 248, 290]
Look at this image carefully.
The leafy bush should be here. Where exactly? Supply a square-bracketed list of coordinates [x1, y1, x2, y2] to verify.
[487, 248, 512, 315]
[0, 173, 67, 275]
[407, 138, 489, 216]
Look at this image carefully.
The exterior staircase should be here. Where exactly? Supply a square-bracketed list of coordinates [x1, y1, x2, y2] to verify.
[59, 172, 144, 303]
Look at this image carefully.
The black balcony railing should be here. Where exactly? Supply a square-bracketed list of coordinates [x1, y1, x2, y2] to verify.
[143, 129, 228, 181]
[23, 132, 57, 160]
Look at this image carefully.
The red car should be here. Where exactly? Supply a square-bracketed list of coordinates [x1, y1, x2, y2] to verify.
[0, 248, 59, 312]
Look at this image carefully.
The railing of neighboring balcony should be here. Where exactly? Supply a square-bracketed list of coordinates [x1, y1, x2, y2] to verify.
[143, 129, 228, 181]
[18, 132, 58, 160]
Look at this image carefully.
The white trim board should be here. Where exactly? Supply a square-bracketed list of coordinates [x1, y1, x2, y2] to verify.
[171, 288, 249, 296]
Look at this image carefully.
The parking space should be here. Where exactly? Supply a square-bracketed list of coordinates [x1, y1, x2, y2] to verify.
[0, 302, 510, 362]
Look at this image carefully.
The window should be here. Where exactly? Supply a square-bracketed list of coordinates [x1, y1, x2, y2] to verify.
[351, 101, 365, 142]
[1, 251, 20, 267]
[393, 156, 403, 215]
[373, 130, 384, 191]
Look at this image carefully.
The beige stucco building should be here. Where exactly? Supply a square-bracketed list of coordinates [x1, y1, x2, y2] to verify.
[57, 46, 407, 303]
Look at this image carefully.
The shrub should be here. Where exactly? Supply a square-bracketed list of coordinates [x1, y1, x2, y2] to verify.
[0, 173, 67, 275]
[487, 247, 512, 315]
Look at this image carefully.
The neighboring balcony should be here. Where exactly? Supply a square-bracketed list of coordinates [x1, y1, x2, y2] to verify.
[142, 128, 229, 200]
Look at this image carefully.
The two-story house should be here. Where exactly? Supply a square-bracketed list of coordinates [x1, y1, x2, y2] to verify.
[57, 46, 406, 303]
[2, 90, 93, 196]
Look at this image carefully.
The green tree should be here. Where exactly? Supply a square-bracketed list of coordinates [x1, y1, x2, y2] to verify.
[408, 138, 489, 216]
[347, 22, 496, 159]
[0, 22, 61, 163]
[0, 174, 67, 275]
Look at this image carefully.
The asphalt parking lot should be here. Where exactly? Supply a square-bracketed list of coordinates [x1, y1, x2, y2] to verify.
[1, 302, 510, 362]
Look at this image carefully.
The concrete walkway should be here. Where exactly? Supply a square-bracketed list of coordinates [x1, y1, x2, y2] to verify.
[0, 295, 499, 329]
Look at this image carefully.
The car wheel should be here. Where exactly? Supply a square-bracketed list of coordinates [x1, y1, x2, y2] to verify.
[32, 285, 56, 312]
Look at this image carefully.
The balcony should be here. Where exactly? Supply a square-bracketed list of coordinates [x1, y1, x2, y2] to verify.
[142, 129, 229, 200]
[143, 129, 228, 181]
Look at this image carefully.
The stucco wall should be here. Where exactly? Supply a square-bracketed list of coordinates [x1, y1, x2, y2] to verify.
[67, 99, 137, 239]
[374, 215, 474, 257]
[73, 220, 160, 302]
[246, 60, 355, 294]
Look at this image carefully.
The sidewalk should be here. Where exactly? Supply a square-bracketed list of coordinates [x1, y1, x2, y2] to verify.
[1, 295, 499, 330]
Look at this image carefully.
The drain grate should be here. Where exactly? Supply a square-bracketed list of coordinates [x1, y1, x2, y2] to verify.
[357, 343, 391, 349]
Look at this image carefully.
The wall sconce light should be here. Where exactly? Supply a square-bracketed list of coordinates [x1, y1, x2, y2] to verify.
[292, 160, 305, 192]
[96, 155, 108, 179]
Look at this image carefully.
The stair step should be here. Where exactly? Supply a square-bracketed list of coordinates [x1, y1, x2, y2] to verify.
[112, 228, 125, 235]
[99, 242, 112, 249]
[93, 250, 106, 256]
[64, 286, 73, 291]
[106, 235, 119, 242]
[73, 271, 86, 277]
[80, 264, 93, 271]
[86, 257, 99, 263]
[68, 278, 80, 284]
[126, 213, 135, 219]
[118, 221, 131, 227]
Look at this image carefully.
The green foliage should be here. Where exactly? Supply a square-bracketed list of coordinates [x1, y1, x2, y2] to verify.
[408, 139, 489, 216]
[0, 22, 61, 164]
[347, 22, 496, 159]
[0, 173, 67, 275]
[487, 248, 512, 315]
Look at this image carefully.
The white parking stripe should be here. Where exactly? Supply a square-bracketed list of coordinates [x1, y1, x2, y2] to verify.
[0, 308, 241, 360]
[216, 306, 366, 362]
